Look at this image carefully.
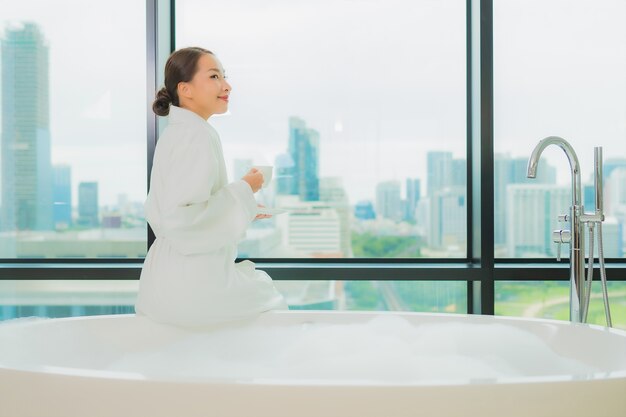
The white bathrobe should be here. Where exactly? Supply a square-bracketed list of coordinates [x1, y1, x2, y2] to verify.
[134, 104, 288, 327]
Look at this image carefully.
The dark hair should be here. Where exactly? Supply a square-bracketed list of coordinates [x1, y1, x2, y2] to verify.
[152, 47, 214, 116]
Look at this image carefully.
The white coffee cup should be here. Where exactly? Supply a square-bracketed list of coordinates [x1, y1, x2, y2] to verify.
[252, 165, 273, 188]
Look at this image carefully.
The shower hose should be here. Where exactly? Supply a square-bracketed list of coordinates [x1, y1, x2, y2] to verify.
[582, 222, 612, 327]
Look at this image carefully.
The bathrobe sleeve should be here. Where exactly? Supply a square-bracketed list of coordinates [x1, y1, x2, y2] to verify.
[158, 131, 258, 255]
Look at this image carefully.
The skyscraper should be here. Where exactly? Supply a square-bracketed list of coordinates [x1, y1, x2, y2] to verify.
[287, 116, 319, 201]
[77, 182, 99, 227]
[451, 159, 466, 188]
[607, 167, 626, 217]
[274, 152, 295, 195]
[404, 178, 421, 221]
[1, 22, 53, 231]
[428, 186, 466, 249]
[583, 183, 595, 213]
[52, 164, 72, 228]
[427, 151, 452, 196]
[606, 167, 626, 252]
[494, 154, 556, 248]
[506, 184, 569, 257]
[320, 177, 352, 257]
[425, 151, 467, 251]
[375, 180, 403, 222]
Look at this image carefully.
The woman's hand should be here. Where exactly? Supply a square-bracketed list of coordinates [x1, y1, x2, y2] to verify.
[254, 204, 273, 221]
[242, 168, 264, 193]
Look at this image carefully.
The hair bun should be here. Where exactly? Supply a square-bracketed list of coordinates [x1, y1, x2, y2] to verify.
[152, 87, 172, 116]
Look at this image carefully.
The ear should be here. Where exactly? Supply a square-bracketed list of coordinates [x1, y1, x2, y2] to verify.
[177, 81, 192, 99]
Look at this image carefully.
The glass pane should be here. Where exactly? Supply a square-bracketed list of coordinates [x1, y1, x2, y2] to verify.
[495, 280, 626, 330]
[0, 2, 148, 258]
[280, 280, 467, 313]
[0, 279, 467, 321]
[0, 280, 139, 321]
[175, 0, 467, 258]
[493, 1, 626, 258]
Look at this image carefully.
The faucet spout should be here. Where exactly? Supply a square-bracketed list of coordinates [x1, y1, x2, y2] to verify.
[526, 136, 582, 207]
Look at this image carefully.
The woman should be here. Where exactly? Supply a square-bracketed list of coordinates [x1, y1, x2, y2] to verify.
[134, 47, 289, 327]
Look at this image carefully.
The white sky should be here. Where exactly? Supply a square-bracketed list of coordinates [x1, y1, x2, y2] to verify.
[1, 0, 624, 206]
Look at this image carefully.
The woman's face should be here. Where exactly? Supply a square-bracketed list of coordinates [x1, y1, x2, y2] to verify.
[178, 53, 231, 118]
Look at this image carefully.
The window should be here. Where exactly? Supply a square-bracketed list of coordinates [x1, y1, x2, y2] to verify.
[493, 0, 626, 258]
[1, 1, 624, 325]
[0, 1, 148, 259]
[175, 0, 467, 258]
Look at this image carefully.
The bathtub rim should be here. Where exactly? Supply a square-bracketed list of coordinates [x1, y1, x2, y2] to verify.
[1, 310, 625, 387]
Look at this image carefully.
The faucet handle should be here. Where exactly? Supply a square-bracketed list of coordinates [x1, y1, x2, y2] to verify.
[553, 230, 562, 261]
[553, 229, 571, 261]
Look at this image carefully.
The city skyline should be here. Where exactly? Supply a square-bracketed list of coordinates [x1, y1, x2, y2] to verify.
[1, 3, 625, 259]
[3, 1, 624, 207]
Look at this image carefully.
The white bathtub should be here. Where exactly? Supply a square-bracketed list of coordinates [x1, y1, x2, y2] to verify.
[0, 310, 624, 417]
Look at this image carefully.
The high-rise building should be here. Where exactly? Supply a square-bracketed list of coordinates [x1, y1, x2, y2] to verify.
[494, 154, 556, 248]
[354, 200, 376, 220]
[320, 177, 352, 257]
[606, 167, 626, 252]
[275, 152, 295, 196]
[415, 198, 430, 238]
[1, 22, 53, 231]
[77, 182, 99, 227]
[287, 116, 319, 201]
[375, 180, 402, 222]
[404, 178, 421, 221]
[426, 151, 465, 193]
[52, 164, 72, 229]
[428, 186, 466, 249]
[274, 195, 342, 257]
[607, 167, 626, 217]
[427, 151, 452, 196]
[451, 159, 466, 188]
[583, 183, 596, 213]
[425, 151, 466, 251]
[506, 184, 569, 257]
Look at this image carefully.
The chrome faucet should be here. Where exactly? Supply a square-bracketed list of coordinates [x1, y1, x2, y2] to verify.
[527, 136, 585, 322]
[527, 136, 612, 326]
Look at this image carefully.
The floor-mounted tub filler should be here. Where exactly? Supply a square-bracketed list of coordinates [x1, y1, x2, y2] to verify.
[528, 136, 614, 326]
[0, 310, 625, 417]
